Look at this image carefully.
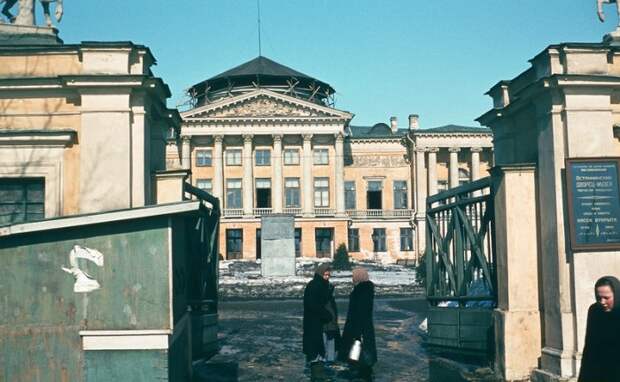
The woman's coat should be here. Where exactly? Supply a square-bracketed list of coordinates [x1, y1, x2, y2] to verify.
[578, 276, 620, 382]
[339, 280, 377, 366]
[303, 273, 333, 361]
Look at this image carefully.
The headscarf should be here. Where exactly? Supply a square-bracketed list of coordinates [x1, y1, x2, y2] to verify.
[352, 267, 369, 286]
[594, 275, 620, 314]
[315, 263, 331, 277]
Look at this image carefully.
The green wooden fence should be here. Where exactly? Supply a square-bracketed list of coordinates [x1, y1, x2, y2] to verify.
[425, 177, 497, 354]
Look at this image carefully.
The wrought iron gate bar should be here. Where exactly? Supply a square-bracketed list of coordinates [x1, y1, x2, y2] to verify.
[425, 176, 496, 306]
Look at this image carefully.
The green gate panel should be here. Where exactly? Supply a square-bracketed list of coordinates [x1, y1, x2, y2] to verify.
[85, 350, 168, 381]
[0, 325, 83, 382]
[0, 218, 171, 330]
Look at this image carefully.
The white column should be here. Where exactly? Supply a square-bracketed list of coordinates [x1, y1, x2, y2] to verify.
[302, 134, 313, 216]
[427, 148, 438, 196]
[272, 134, 283, 213]
[414, 148, 427, 264]
[181, 135, 191, 170]
[471, 147, 482, 181]
[242, 134, 254, 216]
[334, 133, 345, 216]
[449, 147, 460, 188]
[415, 148, 427, 214]
[213, 135, 224, 199]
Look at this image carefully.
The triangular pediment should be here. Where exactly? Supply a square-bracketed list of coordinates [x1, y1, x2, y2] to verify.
[181, 89, 352, 121]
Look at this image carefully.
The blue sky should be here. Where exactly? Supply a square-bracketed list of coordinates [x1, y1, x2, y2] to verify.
[52, 1, 615, 128]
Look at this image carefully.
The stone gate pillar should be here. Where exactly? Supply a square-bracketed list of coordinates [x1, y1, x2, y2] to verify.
[492, 164, 541, 381]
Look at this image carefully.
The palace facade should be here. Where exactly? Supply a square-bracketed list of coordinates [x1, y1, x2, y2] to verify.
[173, 56, 493, 262]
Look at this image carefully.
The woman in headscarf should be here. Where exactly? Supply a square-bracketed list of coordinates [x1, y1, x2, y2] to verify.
[578, 275, 620, 382]
[339, 267, 377, 381]
[303, 263, 337, 381]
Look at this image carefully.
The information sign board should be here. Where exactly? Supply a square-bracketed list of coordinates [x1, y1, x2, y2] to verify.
[565, 158, 620, 251]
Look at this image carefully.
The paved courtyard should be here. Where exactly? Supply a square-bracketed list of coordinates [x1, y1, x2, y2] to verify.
[195, 297, 481, 382]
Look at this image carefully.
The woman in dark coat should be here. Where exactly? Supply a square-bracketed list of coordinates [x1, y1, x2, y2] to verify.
[578, 275, 620, 382]
[339, 267, 377, 381]
[303, 263, 336, 380]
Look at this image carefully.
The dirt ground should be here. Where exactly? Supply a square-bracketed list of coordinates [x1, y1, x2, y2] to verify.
[194, 297, 478, 382]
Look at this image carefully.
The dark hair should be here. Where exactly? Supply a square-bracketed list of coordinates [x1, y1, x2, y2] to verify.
[595, 277, 615, 290]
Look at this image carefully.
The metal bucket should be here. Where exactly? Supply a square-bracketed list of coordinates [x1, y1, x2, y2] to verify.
[349, 340, 362, 361]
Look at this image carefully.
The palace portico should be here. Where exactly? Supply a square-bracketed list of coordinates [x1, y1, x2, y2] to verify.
[171, 56, 493, 262]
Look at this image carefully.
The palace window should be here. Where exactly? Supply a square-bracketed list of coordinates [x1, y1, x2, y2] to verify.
[459, 168, 470, 186]
[313, 148, 329, 165]
[315, 228, 333, 258]
[284, 149, 300, 165]
[225, 149, 242, 166]
[255, 149, 271, 166]
[367, 180, 382, 210]
[285, 178, 300, 208]
[348, 228, 360, 252]
[0, 178, 45, 225]
[195, 150, 212, 167]
[372, 228, 386, 252]
[437, 180, 449, 192]
[393, 180, 408, 209]
[226, 229, 243, 259]
[295, 228, 302, 257]
[314, 178, 330, 207]
[400, 228, 414, 251]
[226, 179, 242, 208]
[256, 229, 261, 259]
[255, 178, 272, 208]
[345, 181, 356, 210]
[196, 178, 212, 193]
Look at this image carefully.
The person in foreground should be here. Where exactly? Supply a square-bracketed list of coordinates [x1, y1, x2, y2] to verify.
[339, 267, 377, 382]
[578, 275, 620, 382]
[303, 263, 338, 381]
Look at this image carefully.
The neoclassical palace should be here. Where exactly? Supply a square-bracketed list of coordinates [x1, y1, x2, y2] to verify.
[170, 56, 493, 262]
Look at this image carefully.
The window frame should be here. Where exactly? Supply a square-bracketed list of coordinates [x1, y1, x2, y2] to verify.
[313, 177, 330, 208]
[195, 149, 213, 167]
[226, 229, 243, 259]
[345, 181, 356, 210]
[348, 228, 360, 252]
[225, 149, 242, 166]
[400, 227, 414, 251]
[372, 228, 387, 252]
[225, 178, 243, 209]
[313, 148, 329, 165]
[196, 178, 213, 193]
[294, 228, 302, 257]
[283, 148, 300, 165]
[0, 177, 45, 225]
[255, 149, 271, 166]
[393, 180, 408, 210]
[284, 177, 301, 208]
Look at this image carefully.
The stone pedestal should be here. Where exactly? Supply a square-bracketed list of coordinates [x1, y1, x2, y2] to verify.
[0, 24, 62, 45]
[260, 215, 295, 277]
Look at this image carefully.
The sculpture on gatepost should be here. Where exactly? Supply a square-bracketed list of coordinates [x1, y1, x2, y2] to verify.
[598, 0, 620, 26]
[1, 0, 63, 27]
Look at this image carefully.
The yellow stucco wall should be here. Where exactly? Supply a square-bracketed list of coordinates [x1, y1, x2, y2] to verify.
[0, 54, 82, 77]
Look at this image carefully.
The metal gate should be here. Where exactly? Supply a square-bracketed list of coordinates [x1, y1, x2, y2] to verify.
[425, 177, 496, 354]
